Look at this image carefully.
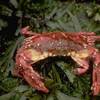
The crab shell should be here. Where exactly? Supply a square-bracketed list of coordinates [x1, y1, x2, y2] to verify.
[12, 26, 100, 95]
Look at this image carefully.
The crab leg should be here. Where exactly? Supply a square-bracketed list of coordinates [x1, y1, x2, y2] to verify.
[13, 51, 49, 93]
[94, 36, 100, 41]
[92, 68, 100, 95]
[21, 26, 39, 37]
[92, 52, 100, 95]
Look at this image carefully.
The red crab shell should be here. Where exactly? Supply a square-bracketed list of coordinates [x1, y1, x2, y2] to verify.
[12, 26, 100, 95]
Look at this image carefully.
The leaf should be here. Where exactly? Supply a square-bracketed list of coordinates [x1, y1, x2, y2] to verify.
[19, 96, 27, 100]
[0, 41, 16, 67]
[94, 13, 100, 21]
[45, 7, 57, 20]
[56, 62, 75, 83]
[65, 70, 75, 83]
[0, 19, 8, 30]
[10, 0, 18, 8]
[86, 8, 93, 17]
[46, 21, 60, 29]
[1, 78, 18, 92]
[45, 78, 54, 87]
[57, 20, 69, 31]
[56, 8, 67, 19]
[10, 93, 21, 100]
[0, 5, 13, 16]
[0, 92, 15, 100]
[52, 65, 62, 84]
[56, 90, 80, 100]
[66, 9, 82, 32]
[30, 94, 41, 100]
[94, 27, 100, 32]
[16, 10, 23, 17]
[96, 44, 100, 49]
[47, 94, 54, 100]
[14, 85, 29, 93]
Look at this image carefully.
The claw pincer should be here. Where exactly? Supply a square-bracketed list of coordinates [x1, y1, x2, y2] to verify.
[13, 26, 100, 95]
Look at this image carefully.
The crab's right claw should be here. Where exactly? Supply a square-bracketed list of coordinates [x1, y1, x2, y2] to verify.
[13, 53, 49, 93]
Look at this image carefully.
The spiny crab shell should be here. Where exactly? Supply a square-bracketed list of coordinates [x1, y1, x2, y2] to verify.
[12, 26, 100, 95]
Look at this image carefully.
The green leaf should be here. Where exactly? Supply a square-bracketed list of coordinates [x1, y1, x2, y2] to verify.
[19, 96, 27, 100]
[47, 94, 54, 100]
[57, 20, 69, 31]
[46, 7, 57, 20]
[30, 94, 41, 100]
[86, 8, 93, 17]
[0, 19, 8, 30]
[10, 0, 18, 8]
[0, 92, 15, 100]
[65, 70, 75, 83]
[46, 21, 60, 30]
[10, 93, 21, 100]
[14, 85, 29, 93]
[1, 78, 18, 92]
[94, 13, 100, 21]
[96, 44, 100, 49]
[56, 90, 80, 100]
[56, 62, 75, 83]
[66, 9, 82, 32]
[45, 78, 54, 87]
[52, 65, 61, 84]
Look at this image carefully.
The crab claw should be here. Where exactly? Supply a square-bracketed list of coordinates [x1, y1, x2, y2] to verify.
[13, 51, 49, 93]
[13, 65, 49, 93]
[23, 67, 49, 93]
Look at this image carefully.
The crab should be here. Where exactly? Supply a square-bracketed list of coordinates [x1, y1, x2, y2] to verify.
[12, 26, 100, 95]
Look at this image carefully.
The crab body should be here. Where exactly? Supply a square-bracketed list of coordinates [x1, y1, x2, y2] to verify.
[13, 26, 100, 95]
